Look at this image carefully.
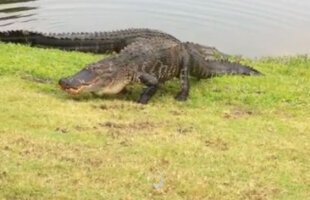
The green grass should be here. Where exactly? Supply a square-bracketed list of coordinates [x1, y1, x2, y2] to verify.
[0, 43, 309, 200]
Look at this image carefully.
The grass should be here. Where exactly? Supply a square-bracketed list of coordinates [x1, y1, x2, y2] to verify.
[0, 42, 309, 200]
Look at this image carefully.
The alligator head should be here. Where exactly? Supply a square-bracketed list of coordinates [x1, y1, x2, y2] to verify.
[59, 59, 131, 95]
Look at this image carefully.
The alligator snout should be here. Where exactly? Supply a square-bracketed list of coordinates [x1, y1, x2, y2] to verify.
[59, 78, 83, 94]
[59, 78, 72, 90]
[58, 69, 99, 94]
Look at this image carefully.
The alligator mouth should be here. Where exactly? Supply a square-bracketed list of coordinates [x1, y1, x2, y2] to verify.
[59, 77, 101, 94]
[65, 87, 82, 94]
[60, 83, 91, 94]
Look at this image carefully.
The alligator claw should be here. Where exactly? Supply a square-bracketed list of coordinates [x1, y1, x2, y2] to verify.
[137, 99, 148, 104]
[175, 94, 188, 101]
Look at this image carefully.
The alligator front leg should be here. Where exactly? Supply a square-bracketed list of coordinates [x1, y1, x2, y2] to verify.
[175, 53, 190, 101]
[138, 73, 159, 104]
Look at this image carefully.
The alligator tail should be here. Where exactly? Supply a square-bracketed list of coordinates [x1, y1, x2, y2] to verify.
[191, 60, 263, 78]
[0, 30, 90, 53]
[0, 29, 179, 54]
[0, 30, 123, 53]
[0, 30, 39, 45]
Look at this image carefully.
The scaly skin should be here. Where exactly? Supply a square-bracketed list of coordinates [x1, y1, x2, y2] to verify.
[0, 28, 179, 53]
[183, 42, 261, 78]
[59, 38, 262, 104]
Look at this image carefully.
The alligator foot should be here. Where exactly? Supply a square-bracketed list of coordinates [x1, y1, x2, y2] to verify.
[138, 86, 158, 104]
[138, 98, 148, 104]
[137, 73, 159, 104]
[175, 92, 188, 101]
[175, 52, 190, 102]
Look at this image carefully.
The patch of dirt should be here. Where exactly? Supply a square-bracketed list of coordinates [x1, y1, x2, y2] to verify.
[12, 137, 33, 146]
[92, 103, 145, 111]
[3, 146, 10, 151]
[98, 121, 155, 130]
[74, 125, 90, 132]
[60, 156, 76, 163]
[55, 127, 68, 134]
[119, 139, 131, 147]
[223, 107, 254, 119]
[255, 90, 266, 94]
[129, 121, 155, 130]
[55, 119, 155, 136]
[205, 138, 229, 151]
[0, 171, 8, 180]
[160, 158, 170, 166]
[85, 158, 103, 168]
[242, 186, 281, 200]
[8, 137, 68, 160]
[98, 122, 126, 129]
[212, 88, 222, 93]
[96, 120, 156, 136]
[266, 154, 279, 161]
[170, 110, 183, 116]
[177, 126, 194, 135]
[98, 105, 108, 110]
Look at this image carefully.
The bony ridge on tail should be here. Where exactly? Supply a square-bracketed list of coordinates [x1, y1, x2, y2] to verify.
[0, 29, 263, 104]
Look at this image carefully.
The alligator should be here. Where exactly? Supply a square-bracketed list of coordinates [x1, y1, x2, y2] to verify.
[0, 29, 262, 104]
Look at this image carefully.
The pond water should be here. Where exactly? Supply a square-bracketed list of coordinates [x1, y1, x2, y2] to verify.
[0, 0, 310, 57]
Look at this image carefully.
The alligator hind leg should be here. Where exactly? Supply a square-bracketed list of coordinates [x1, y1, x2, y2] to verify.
[138, 73, 159, 104]
[175, 53, 190, 101]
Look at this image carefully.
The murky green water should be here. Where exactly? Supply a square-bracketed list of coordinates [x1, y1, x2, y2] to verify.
[0, 0, 309, 57]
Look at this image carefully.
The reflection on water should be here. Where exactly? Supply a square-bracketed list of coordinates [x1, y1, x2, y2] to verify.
[0, 0, 35, 4]
[0, 14, 34, 21]
[0, 6, 37, 13]
[0, 0, 37, 27]
[0, 0, 310, 57]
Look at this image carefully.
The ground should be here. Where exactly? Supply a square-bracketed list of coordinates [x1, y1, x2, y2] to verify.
[0, 43, 309, 200]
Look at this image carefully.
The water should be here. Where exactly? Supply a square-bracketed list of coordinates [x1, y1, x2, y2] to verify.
[0, 0, 310, 57]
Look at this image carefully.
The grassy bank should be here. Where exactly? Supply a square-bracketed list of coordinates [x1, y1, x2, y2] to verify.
[0, 43, 309, 200]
